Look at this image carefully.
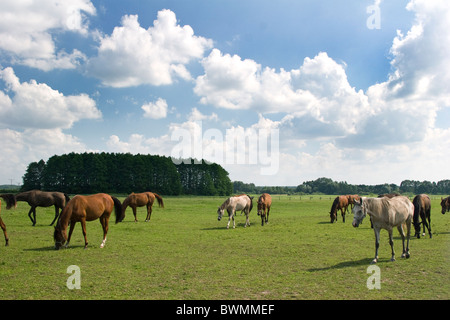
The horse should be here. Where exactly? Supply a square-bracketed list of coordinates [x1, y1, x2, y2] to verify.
[352, 196, 413, 264]
[346, 194, 360, 210]
[378, 193, 401, 198]
[10, 190, 70, 226]
[257, 193, 272, 226]
[412, 194, 432, 238]
[217, 194, 253, 229]
[121, 192, 164, 222]
[53, 193, 123, 250]
[441, 196, 450, 214]
[329, 195, 349, 223]
[0, 201, 9, 246]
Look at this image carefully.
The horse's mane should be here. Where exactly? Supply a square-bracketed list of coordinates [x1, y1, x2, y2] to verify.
[330, 197, 339, 213]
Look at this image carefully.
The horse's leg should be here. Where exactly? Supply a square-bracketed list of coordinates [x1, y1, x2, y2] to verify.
[372, 228, 380, 264]
[146, 204, 153, 222]
[388, 228, 396, 262]
[66, 222, 76, 248]
[341, 208, 346, 223]
[100, 215, 108, 248]
[405, 220, 411, 259]
[245, 210, 250, 227]
[28, 207, 36, 226]
[266, 206, 270, 224]
[50, 206, 59, 226]
[0, 217, 8, 246]
[80, 219, 88, 249]
[132, 206, 138, 222]
[397, 224, 407, 258]
[426, 212, 432, 238]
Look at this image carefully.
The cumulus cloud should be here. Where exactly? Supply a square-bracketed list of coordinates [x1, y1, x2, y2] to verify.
[0, 0, 96, 70]
[0, 67, 101, 129]
[88, 9, 213, 87]
[194, 49, 369, 137]
[142, 98, 168, 119]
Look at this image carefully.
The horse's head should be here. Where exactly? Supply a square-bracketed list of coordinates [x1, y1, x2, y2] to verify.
[217, 207, 225, 221]
[329, 211, 336, 223]
[257, 200, 263, 216]
[53, 225, 67, 250]
[352, 198, 366, 227]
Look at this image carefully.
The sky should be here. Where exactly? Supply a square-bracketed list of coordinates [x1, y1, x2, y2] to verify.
[0, 0, 449, 187]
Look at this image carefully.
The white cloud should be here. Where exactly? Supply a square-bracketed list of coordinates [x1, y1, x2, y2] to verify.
[0, 0, 96, 70]
[0, 128, 92, 185]
[142, 98, 168, 119]
[195, 50, 369, 136]
[0, 67, 101, 130]
[88, 9, 213, 87]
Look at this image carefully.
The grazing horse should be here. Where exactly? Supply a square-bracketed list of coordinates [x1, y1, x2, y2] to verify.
[441, 196, 450, 214]
[0, 201, 9, 246]
[122, 192, 164, 222]
[10, 190, 70, 226]
[257, 193, 272, 226]
[53, 193, 123, 250]
[412, 194, 432, 238]
[329, 195, 349, 223]
[217, 194, 253, 229]
[352, 196, 413, 264]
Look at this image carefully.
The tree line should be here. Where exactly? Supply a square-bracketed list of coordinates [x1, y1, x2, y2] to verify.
[21, 152, 233, 196]
[234, 177, 450, 195]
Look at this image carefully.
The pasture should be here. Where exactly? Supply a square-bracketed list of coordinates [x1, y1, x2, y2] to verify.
[0, 195, 448, 300]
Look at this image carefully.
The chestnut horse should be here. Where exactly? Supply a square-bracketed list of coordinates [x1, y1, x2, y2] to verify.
[257, 193, 272, 226]
[441, 196, 450, 214]
[330, 195, 349, 223]
[0, 201, 8, 246]
[8, 190, 70, 226]
[412, 194, 432, 238]
[121, 192, 164, 222]
[54, 193, 123, 249]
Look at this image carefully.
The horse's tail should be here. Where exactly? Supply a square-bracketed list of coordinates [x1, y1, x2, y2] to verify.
[0, 194, 17, 209]
[111, 196, 124, 224]
[154, 193, 164, 208]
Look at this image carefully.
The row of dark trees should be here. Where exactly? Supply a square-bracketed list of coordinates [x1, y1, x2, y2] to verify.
[21, 153, 233, 196]
[233, 177, 450, 195]
[295, 177, 450, 195]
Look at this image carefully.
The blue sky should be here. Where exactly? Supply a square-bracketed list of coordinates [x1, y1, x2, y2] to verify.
[0, 0, 449, 187]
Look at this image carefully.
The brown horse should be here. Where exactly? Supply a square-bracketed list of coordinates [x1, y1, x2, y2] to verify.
[257, 193, 272, 226]
[441, 196, 450, 214]
[53, 193, 123, 250]
[412, 194, 432, 239]
[346, 194, 360, 209]
[122, 192, 164, 222]
[9, 190, 70, 226]
[330, 195, 349, 223]
[0, 201, 9, 246]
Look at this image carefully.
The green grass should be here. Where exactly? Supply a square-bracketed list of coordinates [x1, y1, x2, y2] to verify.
[0, 195, 448, 300]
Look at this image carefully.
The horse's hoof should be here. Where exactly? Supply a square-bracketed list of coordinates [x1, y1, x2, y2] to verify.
[371, 259, 378, 264]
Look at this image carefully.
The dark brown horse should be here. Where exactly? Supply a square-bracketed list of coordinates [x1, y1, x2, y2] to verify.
[412, 194, 432, 238]
[441, 196, 450, 214]
[257, 193, 272, 226]
[330, 195, 349, 223]
[53, 193, 123, 249]
[121, 192, 164, 222]
[9, 190, 70, 226]
[0, 201, 8, 246]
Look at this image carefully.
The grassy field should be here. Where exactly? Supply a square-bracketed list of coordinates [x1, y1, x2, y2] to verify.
[0, 194, 449, 300]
